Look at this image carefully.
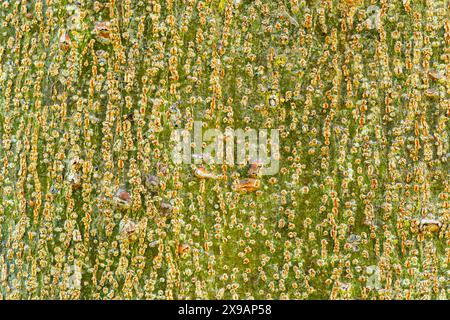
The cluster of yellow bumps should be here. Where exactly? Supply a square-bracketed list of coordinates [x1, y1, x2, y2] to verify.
[0, 0, 449, 300]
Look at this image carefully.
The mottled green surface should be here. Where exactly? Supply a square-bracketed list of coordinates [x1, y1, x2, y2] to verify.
[0, 0, 448, 299]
